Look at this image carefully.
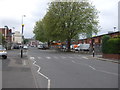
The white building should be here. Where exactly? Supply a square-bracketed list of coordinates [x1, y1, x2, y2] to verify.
[12, 31, 23, 44]
[118, 1, 120, 31]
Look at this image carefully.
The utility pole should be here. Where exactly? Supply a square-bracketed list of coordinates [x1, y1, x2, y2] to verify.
[21, 15, 26, 58]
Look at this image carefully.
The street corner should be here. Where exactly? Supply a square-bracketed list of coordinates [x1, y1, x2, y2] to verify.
[88, 55, 119, 64]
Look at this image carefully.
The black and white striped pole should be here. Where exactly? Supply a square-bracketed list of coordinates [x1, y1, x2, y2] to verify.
[21, 15, 26, 58]
[93, 43, 95, 57]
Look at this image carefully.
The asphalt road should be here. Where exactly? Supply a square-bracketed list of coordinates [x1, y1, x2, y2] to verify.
[28, 47, 119, 88]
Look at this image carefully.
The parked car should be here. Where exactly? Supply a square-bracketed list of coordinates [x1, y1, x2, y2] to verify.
[13, 45, 20, 49]
[75, 44, 90, 51]
[38, 44, 49, 50]
[38, 44, 44, 49]
[0, 45, 7, 59]
[23, 45, 28, 50]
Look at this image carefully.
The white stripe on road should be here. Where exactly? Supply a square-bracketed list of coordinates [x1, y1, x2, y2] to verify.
[72, 60, 77, 64]
[38, 57, 42, 59]
[88, 65, 96, 70]
[61, 56, 66, 59]
[96, 70, 118, 76]
[71, 59, 118, 76]
[46, 57, 51, 59]
[22, 60, 26, 66]
[30, 57, 51, 89]
[69, 57, 74, 59]
[30, 57, 35, 60]
[82, 57, 88, 59]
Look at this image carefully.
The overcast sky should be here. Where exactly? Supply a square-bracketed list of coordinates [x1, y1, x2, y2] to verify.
[0, 0, 119, 38]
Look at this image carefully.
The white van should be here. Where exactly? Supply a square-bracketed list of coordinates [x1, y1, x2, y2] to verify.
[75, 44, 90, 51]
[37, 44, 43, 49]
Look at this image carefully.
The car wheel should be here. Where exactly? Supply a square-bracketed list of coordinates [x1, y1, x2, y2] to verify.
[2, 55, 7, 59]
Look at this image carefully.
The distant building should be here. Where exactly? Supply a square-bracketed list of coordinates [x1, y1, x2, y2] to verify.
[28, 39, 39, 47]
[0, 27, 12, 43]
[12, 31, 23, 44]
[0, 27, 12, 49]
[118, 1, 120, 31]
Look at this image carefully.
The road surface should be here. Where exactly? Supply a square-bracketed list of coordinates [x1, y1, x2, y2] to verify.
[28, 47, 118, 88]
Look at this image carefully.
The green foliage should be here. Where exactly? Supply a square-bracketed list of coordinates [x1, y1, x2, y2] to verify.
[0, 32, 5, 45]
[43, 1, 99, 41]
[24, 39, 29, 44]
[34, 0, 99, 51]
[102, 36, 120, 54]
[33, 20, 48, 42]
[102, 35, 110, 53]
[107, 38, 120, 54]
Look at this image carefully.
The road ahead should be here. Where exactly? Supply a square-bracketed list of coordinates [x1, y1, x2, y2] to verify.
[28, 47, 118, 88]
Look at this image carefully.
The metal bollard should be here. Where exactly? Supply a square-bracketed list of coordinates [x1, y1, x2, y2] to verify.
[21, 49, 23, 58]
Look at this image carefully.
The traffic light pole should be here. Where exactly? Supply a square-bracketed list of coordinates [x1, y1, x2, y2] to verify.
[21, 24, 24, 58]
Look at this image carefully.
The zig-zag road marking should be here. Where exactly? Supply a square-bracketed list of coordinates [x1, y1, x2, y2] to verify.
[30, 57, 50, 89]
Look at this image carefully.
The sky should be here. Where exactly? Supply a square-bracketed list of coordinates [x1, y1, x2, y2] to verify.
[0, 0, 119, 38]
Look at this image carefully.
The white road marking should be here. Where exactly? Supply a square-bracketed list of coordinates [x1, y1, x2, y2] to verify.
[96, 70, 118, 76]
[30, 57, 35, 60]
[72, 60, 77, 64]
[82, 57, 88, 59]
[69, 57, 73, 59]
[46, 57, 51, 59]
[88, 65, 96, 70]
[22, 60, 26, 65]
[30, 57, 51, 89]
[38, 57, 42, 59]
[61, 56, 66, 59]
[71, 60, 117, 76]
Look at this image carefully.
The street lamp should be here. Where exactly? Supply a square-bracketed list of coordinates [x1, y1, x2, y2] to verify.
[22, 15, 26, 34]
[21, 15, 26, 58]
[113, 26, 116, 32]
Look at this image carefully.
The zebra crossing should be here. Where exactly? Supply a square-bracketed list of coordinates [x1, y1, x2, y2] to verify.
[30, 55, 89, 60]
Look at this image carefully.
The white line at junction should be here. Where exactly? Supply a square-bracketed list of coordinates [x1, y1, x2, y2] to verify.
[46, 57, 51, 59]
[30, 57, 51, 89]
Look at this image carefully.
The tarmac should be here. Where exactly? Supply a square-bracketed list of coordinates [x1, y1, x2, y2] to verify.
[1, 49, 119, 89]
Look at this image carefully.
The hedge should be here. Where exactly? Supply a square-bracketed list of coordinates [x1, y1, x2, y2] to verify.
[102, 36, 120, 54]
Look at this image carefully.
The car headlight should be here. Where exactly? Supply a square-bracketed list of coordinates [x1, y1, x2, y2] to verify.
[3, 51, 7, 53]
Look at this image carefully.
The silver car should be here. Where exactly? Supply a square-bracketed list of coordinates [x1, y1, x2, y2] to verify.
[0, 45, 7, 59]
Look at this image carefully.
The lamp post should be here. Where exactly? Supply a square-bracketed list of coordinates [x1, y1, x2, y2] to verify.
[113, 26, 116, 32]
[21, 15, 26, 58]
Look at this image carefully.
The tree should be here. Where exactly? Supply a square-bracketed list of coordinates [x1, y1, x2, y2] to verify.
[33, 20, 48, 42]
[43, 0, 99, 51]
[0, 32, 5, 45]
[24, 39, 29, 44]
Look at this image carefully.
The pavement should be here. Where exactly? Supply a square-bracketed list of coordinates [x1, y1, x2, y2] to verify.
[89, 54, 119, 64]
[72, 50, 119, 64]
[2, 49, 37, 88]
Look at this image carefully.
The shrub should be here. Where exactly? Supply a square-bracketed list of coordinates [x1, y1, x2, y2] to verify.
[102, 36, 120, 54]
[107, 37, 120, 54]
[102, 35, 110, 54]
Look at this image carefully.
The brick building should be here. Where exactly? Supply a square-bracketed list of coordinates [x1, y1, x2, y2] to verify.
[0, 27, 12, 49]
[78, 31, 120, 45]
[77, 31, 120, 53]
[0, 27, 12, 42]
